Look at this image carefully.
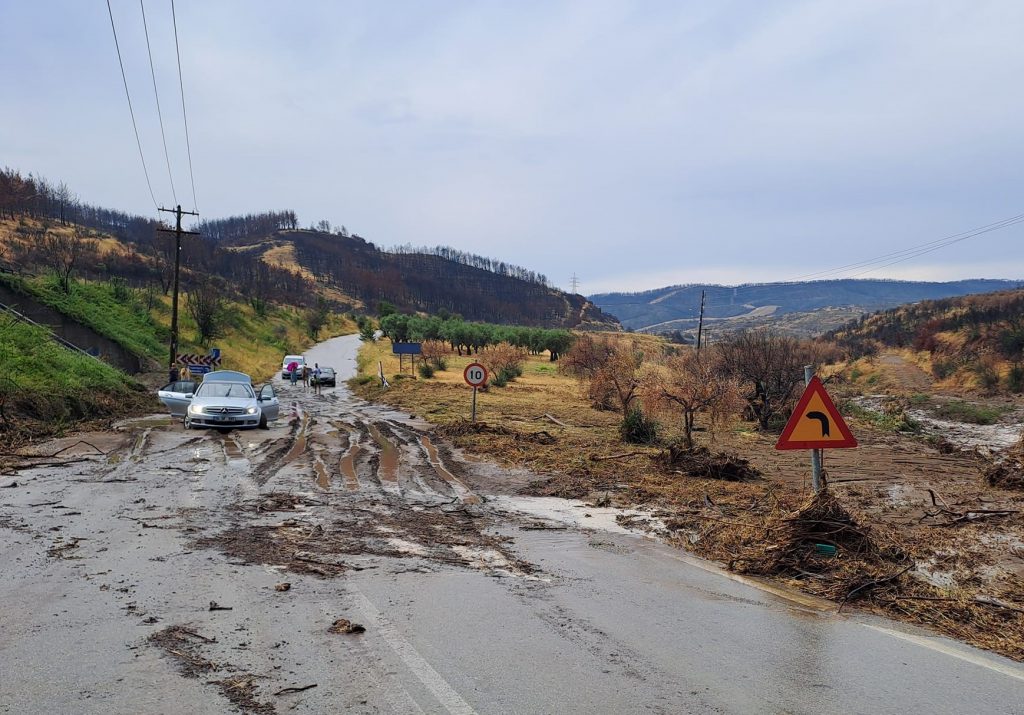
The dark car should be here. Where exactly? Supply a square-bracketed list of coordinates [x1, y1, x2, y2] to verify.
[311, 366, 336, 387]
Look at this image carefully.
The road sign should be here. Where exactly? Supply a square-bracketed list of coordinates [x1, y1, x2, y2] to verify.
[392, 342, 422, 355]
[463, 363, 488, 388]
[188, 364, 211, 375]
[176, 353, 222, 367]
[776, 376, 857, 450]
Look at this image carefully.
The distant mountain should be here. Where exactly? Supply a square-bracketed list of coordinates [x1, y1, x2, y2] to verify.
[591, 279, 1024, 334]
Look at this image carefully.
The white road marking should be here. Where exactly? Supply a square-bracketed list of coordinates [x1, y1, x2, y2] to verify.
[351, 591, 478, 715]
[861, 623, 1024, 683]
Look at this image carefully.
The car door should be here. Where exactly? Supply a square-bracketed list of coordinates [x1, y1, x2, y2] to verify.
[157, 380, 196, 417]
[258, 383, 279, 421]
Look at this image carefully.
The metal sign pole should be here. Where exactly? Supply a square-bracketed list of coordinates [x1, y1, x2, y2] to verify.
[471, 387, 478, 423]
[804, 364, 823, 493]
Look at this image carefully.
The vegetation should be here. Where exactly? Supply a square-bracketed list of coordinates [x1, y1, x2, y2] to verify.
[378, 313, 575, 360]
[933, 400, 1007, 426]
[0, 315, 144, 432]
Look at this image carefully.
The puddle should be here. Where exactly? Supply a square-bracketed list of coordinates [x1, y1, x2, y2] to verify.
[339, 444, 362, 491]
[223, 437, 246, 463]
[420, 435, 480, 504]
[490, 496, 664, 536]
[313, 456, 331, 489]
[283, 415, 310, 464]
[368, 424, 399, 483]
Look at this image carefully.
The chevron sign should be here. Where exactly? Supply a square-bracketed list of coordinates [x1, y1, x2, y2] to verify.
[175, 353, 223, 367]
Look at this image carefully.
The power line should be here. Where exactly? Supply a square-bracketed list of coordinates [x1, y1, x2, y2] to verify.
[140, 0, 177, 205]
[106, 0, 159, 209]
[171, 0, 199, 212]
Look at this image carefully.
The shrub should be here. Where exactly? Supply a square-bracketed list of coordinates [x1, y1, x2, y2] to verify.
[620, 407, 659, 445]
[935, 400, 1004, 425]
[1007, 365, 1024, 393]
[480, 341, 527, 379]
[417, 362, 435, 379]
[421, 339, 449, 370]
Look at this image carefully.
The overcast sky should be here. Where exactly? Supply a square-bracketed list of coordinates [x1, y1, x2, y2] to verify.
[3, 1, 1023, 294]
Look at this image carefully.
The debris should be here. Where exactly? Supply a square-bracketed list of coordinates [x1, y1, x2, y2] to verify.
[274, 683, 318, 696]
[659, 445, 761, 481]
[436, 420, 557, 444]
[208, 601, 233, 611]
[985, 460, 1024, 490]
[274, 582, 291, 592]
[1, 480, 16, 488]
[590, 451, 645, 462]
[328, 618, 365, 634]
[543, 413, 570, 427]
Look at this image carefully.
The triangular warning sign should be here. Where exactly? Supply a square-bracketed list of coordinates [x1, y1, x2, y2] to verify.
[775, 376, 857, 450]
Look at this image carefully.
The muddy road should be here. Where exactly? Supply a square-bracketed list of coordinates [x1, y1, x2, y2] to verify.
[2, 335, 1024, 714]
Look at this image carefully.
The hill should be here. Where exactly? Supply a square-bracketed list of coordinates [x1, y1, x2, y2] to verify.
[592, 279, 1024, 334]
[827, 288, 1024, 393]
[0, 168, 616, 331]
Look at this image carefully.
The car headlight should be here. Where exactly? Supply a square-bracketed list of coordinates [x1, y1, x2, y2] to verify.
[246, 406, 258, 415]
[188, 405, 201, 415]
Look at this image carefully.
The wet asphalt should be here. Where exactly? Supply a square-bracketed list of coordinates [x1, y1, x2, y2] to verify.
[1, 334, 1023, 714]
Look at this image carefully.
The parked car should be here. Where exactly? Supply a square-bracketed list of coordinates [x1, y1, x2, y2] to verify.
[311, 366, 336, 387]
[157, 379, 197, 417]
[281, 354, 306, 379]
[183, 370, 280, 430]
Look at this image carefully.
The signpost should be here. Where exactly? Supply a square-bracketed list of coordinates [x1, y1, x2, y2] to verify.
[392, 342, 422, 373]
[776, 368, 857, 493]
[463, 362, 488, 422]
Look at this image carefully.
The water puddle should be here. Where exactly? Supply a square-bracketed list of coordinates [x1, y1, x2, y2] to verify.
[283, 414, 310, 464]
[339, 444, 362, 491]
[419, 435, 480, 504]
[313, 456, 331, 489]
[490, 496, 665, 536]
[368, 424, 399, 484]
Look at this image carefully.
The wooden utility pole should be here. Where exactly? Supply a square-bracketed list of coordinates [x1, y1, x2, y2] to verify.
[696, 289, 706, 351]
[157, 205, 199, 382]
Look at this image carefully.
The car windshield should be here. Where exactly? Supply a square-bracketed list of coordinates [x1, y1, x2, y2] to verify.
[322, 368, 334, 375]
[284, 356, 304, 363]
[196, 382, 255, 399]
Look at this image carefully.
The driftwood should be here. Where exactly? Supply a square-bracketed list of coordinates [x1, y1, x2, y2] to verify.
[275, 684, 318, 696]
[543, 413, 569, 428]
[590, 451, 645, 462]
[838, 564, 914, 612]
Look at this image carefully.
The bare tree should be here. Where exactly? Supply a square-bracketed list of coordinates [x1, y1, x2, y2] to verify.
[641, 349, 742, 448]
[187, 283, 226, 345]
[717, 330, 810, 430]
[561, 334, 644, 414]
[306, 296, 330, 339]
[40, 228, 92, 293]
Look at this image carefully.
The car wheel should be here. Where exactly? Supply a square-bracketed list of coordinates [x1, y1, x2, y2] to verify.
[183, 416, 192, 430]
[259, 412, 268, 430]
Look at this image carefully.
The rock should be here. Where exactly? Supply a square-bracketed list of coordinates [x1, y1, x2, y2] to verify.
[328, 618, 365, 634]
[274, 582, 291, 592]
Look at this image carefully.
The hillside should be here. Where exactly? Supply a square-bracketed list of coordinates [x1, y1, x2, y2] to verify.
[592, 279, 1023, 333]
[230, 228, 617, 329]
[827, 288, 1024, 393]
[1, 168, 616, 331]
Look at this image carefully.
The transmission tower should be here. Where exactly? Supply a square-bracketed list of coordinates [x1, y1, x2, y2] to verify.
[570, 273, 580, 294]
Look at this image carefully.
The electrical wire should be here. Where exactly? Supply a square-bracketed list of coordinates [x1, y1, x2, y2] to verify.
[140, 0, 177, 205]
[171, 0, 199, 212]
[106, 0, 159, 210]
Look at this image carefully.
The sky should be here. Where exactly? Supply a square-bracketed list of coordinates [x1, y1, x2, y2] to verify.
[2, 1, 1023, 294]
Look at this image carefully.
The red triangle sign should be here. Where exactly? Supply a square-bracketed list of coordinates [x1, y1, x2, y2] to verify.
[775, 376, 857, 450]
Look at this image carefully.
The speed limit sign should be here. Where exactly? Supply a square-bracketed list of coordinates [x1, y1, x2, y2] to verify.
[463, 362, 488, 387]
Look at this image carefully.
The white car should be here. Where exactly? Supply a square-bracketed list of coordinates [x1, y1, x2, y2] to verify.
[183, 370, 280, 430]
[282, 354, 306, 379]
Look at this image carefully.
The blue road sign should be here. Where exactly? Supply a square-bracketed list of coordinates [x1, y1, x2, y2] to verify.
[392, 342, 422, 355]
[188, 365, 212, 375]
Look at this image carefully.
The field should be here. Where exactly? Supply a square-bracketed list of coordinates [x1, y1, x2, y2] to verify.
[352, 335, 1024, 661]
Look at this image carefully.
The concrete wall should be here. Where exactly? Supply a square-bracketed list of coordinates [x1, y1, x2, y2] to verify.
[0, 282, 153, 375]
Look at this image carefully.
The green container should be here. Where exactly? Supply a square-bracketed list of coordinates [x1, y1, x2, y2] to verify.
[814, 543, 838, 557]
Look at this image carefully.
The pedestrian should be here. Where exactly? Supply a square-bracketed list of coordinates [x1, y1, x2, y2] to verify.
[288, 360, 299, 386]
[302, 364, 310, 389]
[313, 362, 322, 395]
[178, 365, 189, 381]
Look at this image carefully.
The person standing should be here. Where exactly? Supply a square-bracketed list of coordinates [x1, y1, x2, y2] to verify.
[288, 360, 299, 386]
[312, 362, 322, 395]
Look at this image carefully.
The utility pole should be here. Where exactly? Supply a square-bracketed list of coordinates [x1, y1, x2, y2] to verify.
[570, 273, 580, 294]
[157, 205, 199, 383]
[695, 289, 706, 351]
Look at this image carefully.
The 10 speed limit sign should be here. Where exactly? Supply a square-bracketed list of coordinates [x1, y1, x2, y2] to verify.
[463, 362, 488, 387]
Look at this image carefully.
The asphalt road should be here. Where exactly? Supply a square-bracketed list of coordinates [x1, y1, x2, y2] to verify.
[1, 333, 1022, 714]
